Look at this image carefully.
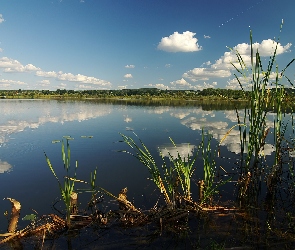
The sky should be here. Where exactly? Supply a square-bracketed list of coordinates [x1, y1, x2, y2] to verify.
[0, 0, 294, 91]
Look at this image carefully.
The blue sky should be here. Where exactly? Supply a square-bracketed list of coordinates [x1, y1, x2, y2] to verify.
[0, 0, 294, 91]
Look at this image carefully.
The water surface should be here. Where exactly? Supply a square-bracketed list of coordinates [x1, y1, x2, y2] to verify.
[0, 99, 284, 233]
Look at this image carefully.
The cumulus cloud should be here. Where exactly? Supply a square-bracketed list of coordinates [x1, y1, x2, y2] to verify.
[147, 83, 169, 90]
[212, 39, 292, 70]
[35, 70, 58, 78]
[201, 61, 211, 67]
[0, 79, 27, 86]
[124, 74, 133, 78]
[226, 71, 283, 90]
[157, 31, 202, 52]
[125, 65, 135, 68]
[170, 78, 190, 87]
[0, 56, 111, 89]
[183, 68, 231, 81]
[0, 57, 41, 72]
[204, 35, 211, 39]
[181, 39, 291, 85]
[0, 14, 4, 24]
[38, 79, 51, 86]
[36, 70, 111, 87]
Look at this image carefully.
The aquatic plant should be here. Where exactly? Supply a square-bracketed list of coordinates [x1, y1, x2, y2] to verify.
[120, 132, 198, 205]
[230, 20, 295, 206]
[119, 133, 172, 204]
[44, 136, 77, 227]
[160, 137, 196, 202]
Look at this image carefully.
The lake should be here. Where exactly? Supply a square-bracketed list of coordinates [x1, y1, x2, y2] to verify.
[1, 99, 294, 248]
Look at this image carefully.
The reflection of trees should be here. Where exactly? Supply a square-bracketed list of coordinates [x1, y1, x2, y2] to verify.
[0, 160, 12, 173]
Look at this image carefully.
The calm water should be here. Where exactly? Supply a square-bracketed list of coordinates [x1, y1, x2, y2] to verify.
[0, 99, 285, 233]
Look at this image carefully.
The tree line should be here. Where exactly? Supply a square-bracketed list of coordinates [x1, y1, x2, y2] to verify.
[1, 87, 295, 100]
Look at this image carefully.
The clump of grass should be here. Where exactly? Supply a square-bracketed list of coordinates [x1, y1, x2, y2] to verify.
[230, 20, 295, 206]
[119, 132, 198, 206]
[119, 132, 229, 207]
[44, 136, 77, 227]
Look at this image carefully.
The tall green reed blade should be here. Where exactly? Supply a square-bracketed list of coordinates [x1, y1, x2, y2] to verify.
[231, 21, 295, 206]
[201, 129, 218, 205]
[165, 137, 197, 201]
[119, 132, 170, 203]
[44, 136, 77, 227]
[119, 133, 199, 206]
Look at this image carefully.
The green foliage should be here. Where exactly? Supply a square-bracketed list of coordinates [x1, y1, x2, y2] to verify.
[160, 137, 197, 201]
[230, 21, 295, 205]
[44, 136, 77, 227]
[22, 214, 37, 222]
[119, 132, 229, 206]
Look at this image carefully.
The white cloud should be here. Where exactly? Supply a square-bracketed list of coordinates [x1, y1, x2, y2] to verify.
[0, 57, 41, 72]
[38, 79, 51, 86]
[0, 14, 4, 24]
[125, 65, 135, 68]
[165, 64, 171, 68]
[57, 83, 67, 89]
[36, 70, 111, 87]
[147, 83, 169, 90]
[0, 79, 27, 85]
[118, 85, 127, 89]
[183, 68, 231, 81]
[124, 73, 133, 78]
[36, 70, 58, 78]
[191, 81, 218, 90]
[181, 39, 291, 84]
[170, 78, 190, 87]
[201, 61, 211, 66]
[0, 48, 3, 53]
[226, 71, 283, 90]
[157, 31, 202, 52]
[212, 40, 292, 70]
[0, 56, 111, 89]
[204, 35, 211, 39]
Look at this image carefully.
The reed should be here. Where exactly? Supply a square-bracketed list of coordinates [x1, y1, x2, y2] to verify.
[231, 21, 295, 206]
[44, 136, 77, 227]
[160, 137, 196, 201]
[120, 133, 199, 205]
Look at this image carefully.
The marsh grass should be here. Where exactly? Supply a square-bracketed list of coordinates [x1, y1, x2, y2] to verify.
[119, 131, 227, 208]
[119, 133, 199, 205]
[44, 136, 77, 227]
[230, 21, 295, 208]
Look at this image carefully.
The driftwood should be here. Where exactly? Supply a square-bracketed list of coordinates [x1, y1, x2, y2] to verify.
[70, 192, 78, 215]
[5, 198, 21, 233]
[0, 214, 66, 244]
[117, 187, 141, 213]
